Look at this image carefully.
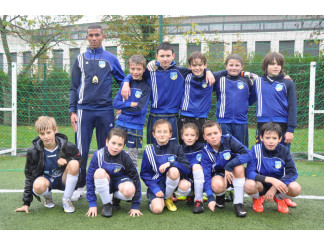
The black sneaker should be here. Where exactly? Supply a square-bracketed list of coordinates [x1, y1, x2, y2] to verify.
[186, 196, 194, 206]
[102, 203, 113, 218]
[112, 197, 121, 211]
[216, 194, 225, 208]
[193, 200, 204, 214]
[234, 203, 247, 218]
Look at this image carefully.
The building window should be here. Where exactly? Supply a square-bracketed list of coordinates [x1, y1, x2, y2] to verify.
[105, 46, 117, 56]
[187, 43, 201, 58]
[255, 41, 271, 56]
[224, 23, 241, 31]
[70, 48, 80, 73]
[209, 42, 224, 63]
[23, 52, 32, 67]
[172, 43, 180, 65]
[209, 24, 223, 32]
[279, 40, 295, 56]
[10, 52, 17, 63]
[304, 40, 320, 57]
[242, 23, 260, 31]
[53, 49, 64, 70]
[264, 22, 283, 30]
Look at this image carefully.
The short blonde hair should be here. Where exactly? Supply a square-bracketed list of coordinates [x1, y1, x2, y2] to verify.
[35, 116, 57, 133]
[153, 119, 172, 133]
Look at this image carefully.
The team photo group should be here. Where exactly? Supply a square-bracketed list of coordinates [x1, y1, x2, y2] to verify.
[14, 23, 302, 219]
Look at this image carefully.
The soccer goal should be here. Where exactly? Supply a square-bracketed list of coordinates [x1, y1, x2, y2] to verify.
[0, 62, 17, 156]
[308, 61, 324, 161]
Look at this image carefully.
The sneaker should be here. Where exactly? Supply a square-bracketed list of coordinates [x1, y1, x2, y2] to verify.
[284, 198, 297, 207]
[216, 194, 225, 209]
[44, 193, 55, 208]
[193, 200, 204, 214]
[234, 203, 247, 218]
[274, 197, 289, 213]
[102, 203, 113, 217]
[186, 196, 194, 206]
[71, 187, 84, 202]
[176, 194, 187, 201]
[62, 199, 75, 213]
[113, 197, 121, 211]
[165, 198, 177, 212]
[171, 193, 178, 202]
[202, 192, 208, 202]
[252, 196, 265, 213]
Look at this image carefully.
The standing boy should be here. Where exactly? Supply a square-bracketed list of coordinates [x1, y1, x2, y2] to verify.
[200, 120, 252, 217]
[113, 55, 151, 170]
[140, 119, 191, 214]
[245, 122, 301, 213]
[15, 116, 82, 214]
[69, 24, 125, 200]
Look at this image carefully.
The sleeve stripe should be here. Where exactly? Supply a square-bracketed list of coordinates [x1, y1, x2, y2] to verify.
[146, 145, 159, 180]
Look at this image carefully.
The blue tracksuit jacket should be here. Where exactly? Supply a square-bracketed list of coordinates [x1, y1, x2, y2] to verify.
[113, 78, 151, 130]
[200, 135, 252, 202]
[246, 143, 298, 186]
[69, 46, 125, 113]
[86, 147, 141, 209]
[124, 61, 191, 114]
[250, 74, 297, 133]
[180, 70, 227, 118]
[140, 141, 190, 195]
[214, 74, 254, 124]
[181, 141, 205, 169]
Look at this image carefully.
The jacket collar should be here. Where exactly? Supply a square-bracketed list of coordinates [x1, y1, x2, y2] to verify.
[32, 132, 68, 151]
[88, 46, 104, 54]
[226, 73, 241, 80]
[262, 74, 284, 82]
[156, 61, 177, 70]
[261, 142, 280, 154]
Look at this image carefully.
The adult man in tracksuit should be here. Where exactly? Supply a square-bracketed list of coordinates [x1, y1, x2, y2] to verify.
[69, 24, 125, 201]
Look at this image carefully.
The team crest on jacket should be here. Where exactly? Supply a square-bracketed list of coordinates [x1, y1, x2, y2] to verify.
[202, 82, 207, 88]
[196, 153, 202, 162]
[114, 166, 122, 173]
[275, 84, 283, 91]
[170, 72, 177, 80]
[168, 156, 175, 162]
[237, 82, 244, 89]
[99, 60, 106, 68]
[275, 161, 282, 169]
[135, 91, 142, 98]
[223, 152, 231, 160]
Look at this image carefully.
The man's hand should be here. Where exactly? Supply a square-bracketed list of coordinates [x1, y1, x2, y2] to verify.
[14, 205, 29, 213]
[121, 82, 131, 100]
[70, 112, 78, 132]
[284, 132, 294, 144]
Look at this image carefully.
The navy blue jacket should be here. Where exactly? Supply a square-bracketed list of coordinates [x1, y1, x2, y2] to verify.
[113, 78, 151, 130]
[86, 147, 141, 210]
[181, 141, 205, 169]
[246, 143, 298, 186]
[250, 74, 297, 133]
[69, 47, 125, 113]
[214, 74, 253, 124]
[140, 141, 190, 195]
[200, 135, 252, 202]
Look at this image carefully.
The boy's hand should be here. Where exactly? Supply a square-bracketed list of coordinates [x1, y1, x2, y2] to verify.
[57, 158, 67, 166]
[159, 162, 170, 174]
[128, 209, 143, 217]
[284, 132, 294, 144]
[270, 178, 288, 193]
[283, 74, 292, 80]
[121, 82, 131, 100]
[242, 71, 258, 86]
[265, 186, 277, 202]
[70, 112, 78, 132]
[14, 205, 29, 213]
[86, 207, 97, 217]
[130, 102, 138, 107]
[208, 201, 216, 212]
[205, 70, 216, 86]
[225, 170, 234, 185]
[155, 191, 164, 198]
[147, 60, 158, 71]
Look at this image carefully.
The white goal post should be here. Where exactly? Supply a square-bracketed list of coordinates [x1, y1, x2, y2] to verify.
[308, 61, 324, 160]
[0, 62, 17, 156]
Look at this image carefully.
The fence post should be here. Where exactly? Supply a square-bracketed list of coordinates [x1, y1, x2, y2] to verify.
[308, 61, 316, 160]
[43, 63, 47, 115]
[11, 62, 17, 156]
[159, 15, 163, 44]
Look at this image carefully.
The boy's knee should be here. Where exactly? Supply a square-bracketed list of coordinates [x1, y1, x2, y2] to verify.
[233, 165, 245, 178]
[178, 179, 191, 191]
[244, 179, 257, 194]
[33, 177, 48, 194]
[94, 168, 109, 180]
[167, 167, 180, 180]
[119, 182, 135, 198]
[211, 177, 226, 193]
[288, 182, 301, 197]
[66, 160, 79, 175]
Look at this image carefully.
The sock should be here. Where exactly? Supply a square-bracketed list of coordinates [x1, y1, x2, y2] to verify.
[33, 187, 51, 197]
[216, 191, 226, 196]
[233, 178, 245, 204]
[165, 177, 180, 199]
[250, 192, 260, 199]
[63, 174, 79, 201]
[94, 178, 112, 205]
[128, 148, 139, 169]
[176, 187, 191, 197]
[275, 192, 288, 200]
[193, 170, 204, 202]
[114, 190, 133, 201]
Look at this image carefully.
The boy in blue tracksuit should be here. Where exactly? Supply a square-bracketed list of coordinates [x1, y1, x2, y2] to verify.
[245, 122, 301, 213]
[120, 42, 216, 145]
[86, 128, 142, 218]
[250, 52, 297, 148]
[140, 119, 191, 214]
[113, 55, 151, 170]
[69, 24, 125, 200]
[214, 54, 254, 148]
[201, 120, 252, 218]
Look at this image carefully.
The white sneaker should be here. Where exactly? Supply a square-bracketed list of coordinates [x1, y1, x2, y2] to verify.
[44, 193, 55, 208]
[62, 199, 75, 213]
[71, 187, 84, 202]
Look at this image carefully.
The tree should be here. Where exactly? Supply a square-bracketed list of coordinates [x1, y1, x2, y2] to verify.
[0, 15, 82, 125]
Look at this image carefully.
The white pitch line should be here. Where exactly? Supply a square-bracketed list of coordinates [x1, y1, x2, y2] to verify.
[1, 189, 324, 200]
